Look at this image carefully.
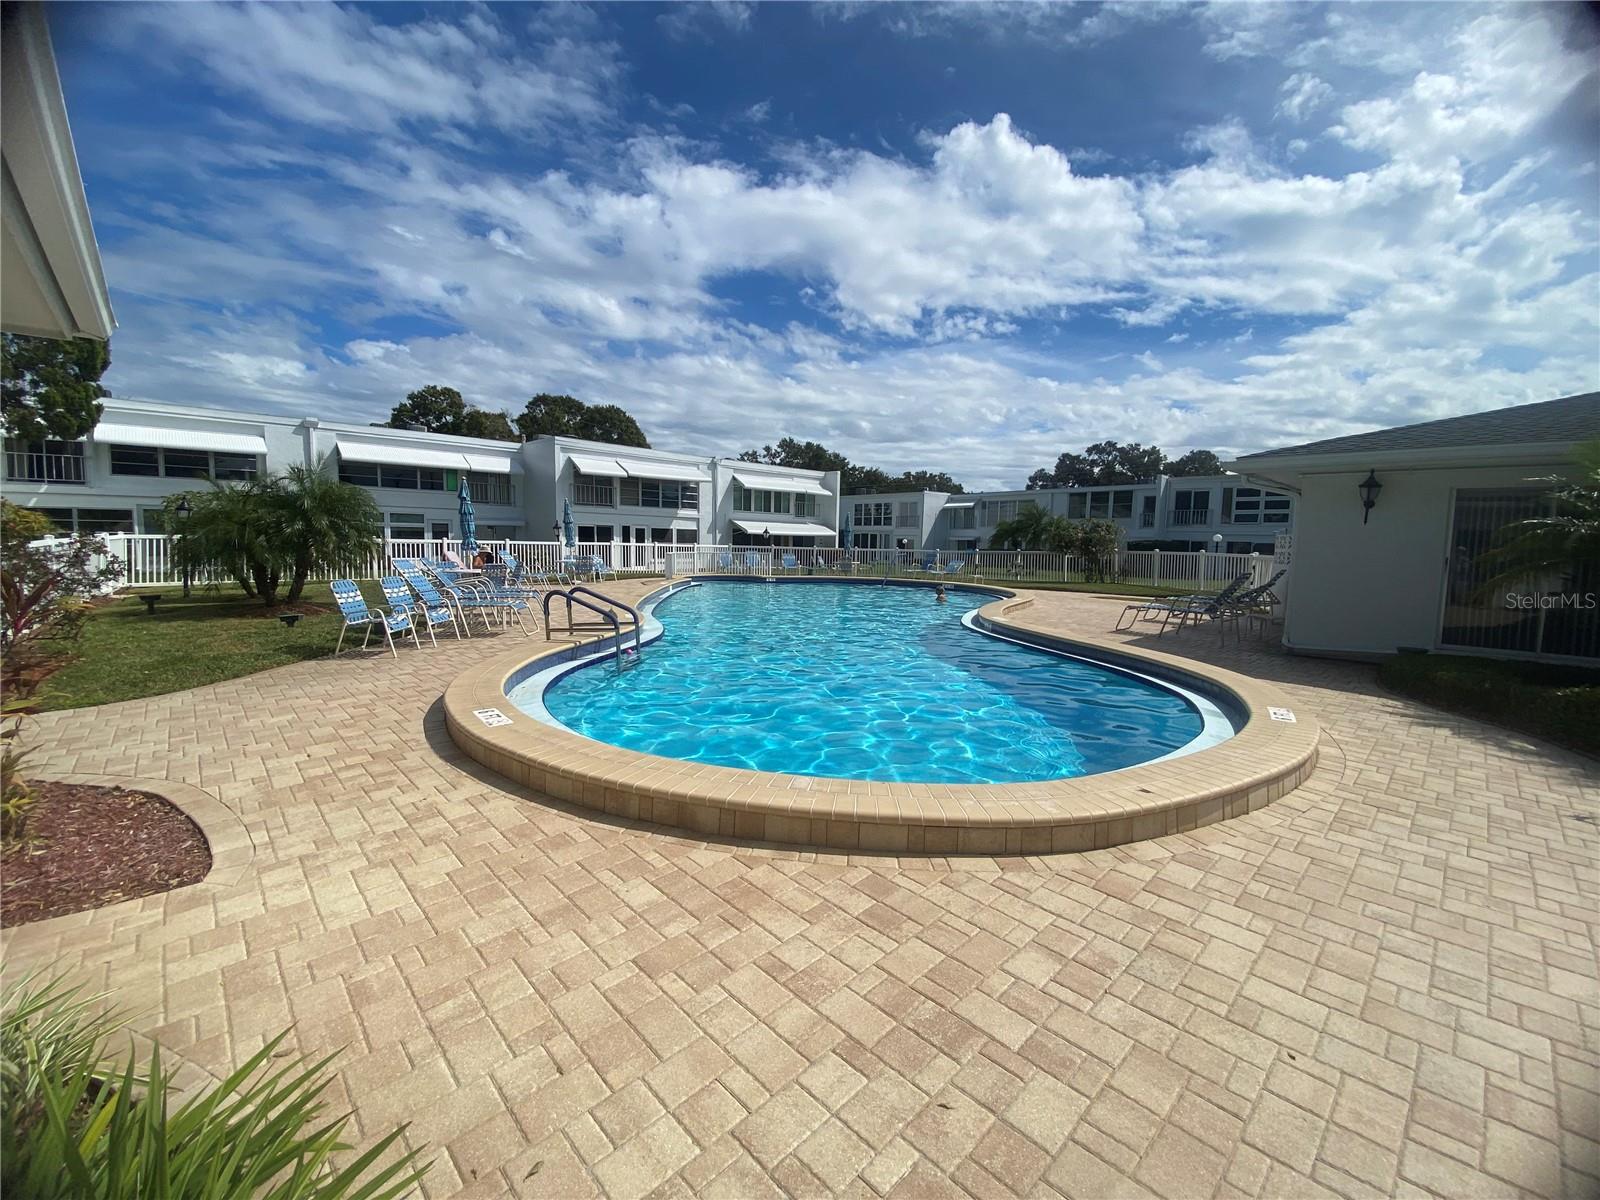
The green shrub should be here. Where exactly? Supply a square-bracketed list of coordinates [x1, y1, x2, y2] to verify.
[1377, 653, 1600, 757]
[1, 973, 429, 1199]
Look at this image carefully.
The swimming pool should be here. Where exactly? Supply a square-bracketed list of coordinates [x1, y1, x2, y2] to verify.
[510, 581, 1232, 785]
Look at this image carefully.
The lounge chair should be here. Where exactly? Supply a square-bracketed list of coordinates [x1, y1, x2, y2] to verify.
[780, 552, 798, 572]
[393, 559, 494, 634]
[939, 559, 968, 577]
[743, 551, 763, 571]
[1221, 570, 1288, 633]
[331, 579, 420, 658]
[380, 576, 460, 645]
[717, 551, 734, 571]
[429, 560, 536, 634]
[1116, 572, 1250, 632]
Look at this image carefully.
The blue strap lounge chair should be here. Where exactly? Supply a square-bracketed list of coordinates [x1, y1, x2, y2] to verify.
[380, 576, 460, 645]
[781, 552, 798, 572]
[425, 560, 535, 635]
[331, 579, 420, 658]
[743, 551, 763, 571]
[393, 560, 492, 635]
[716, 551, 734, 571]
[939, 559, 968, 576]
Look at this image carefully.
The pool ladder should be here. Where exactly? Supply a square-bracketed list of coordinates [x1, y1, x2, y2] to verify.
[542, 586, 643, 669]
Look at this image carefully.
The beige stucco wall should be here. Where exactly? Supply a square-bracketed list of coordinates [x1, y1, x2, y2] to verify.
[1283, 462, 1570, 658]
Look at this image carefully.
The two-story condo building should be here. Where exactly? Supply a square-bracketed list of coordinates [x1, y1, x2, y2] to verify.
[1, 398, 843, 548]
[850, 475, 1294, 555]
[5, 397, 1288, 556]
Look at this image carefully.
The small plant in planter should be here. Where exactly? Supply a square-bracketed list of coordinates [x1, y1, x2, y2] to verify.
[1, 973, 430, 1199]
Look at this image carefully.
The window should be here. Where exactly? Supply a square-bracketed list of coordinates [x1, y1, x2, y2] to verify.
[576, 525, 614, 542]
[389, 513, 425, 539]
[572, 471, 614, 507]
[213, 453, 258, 481]
[794, 494, 817, 519]
[621, 478, 699, 510]
[1171, 488, 1212, 526]
[109, 445, 160, 477]
[338, 460, 380, 487]
[1112, 490, 1134, 519]
[109, 444, 260, 481]
[736, 485, 793, 515]
[163, 449, 212, 479]
[852, 501, 892, 526]
[990, 499, 1022, 523]
[75, 509, 134, 534]
[1224, 487, 1291, 524]
[1067, 493, 1087, 519]
[950, 507, 976, 530]
[897, 501, 917, 527]
[649, 527, 673, 544]
[39, 507, 74, 531]
[140, 508, 172, 534]
[1089, 491, 1109, 518]
[675, 529, 697, 545]
[5, 440, 86, 483]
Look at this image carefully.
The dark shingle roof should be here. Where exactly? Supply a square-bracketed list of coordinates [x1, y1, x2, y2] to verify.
[1234, 392, 1600, 462]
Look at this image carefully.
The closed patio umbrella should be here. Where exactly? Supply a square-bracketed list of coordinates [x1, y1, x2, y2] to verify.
[458, 476, 478, 557]
[562, 498, 577, 550]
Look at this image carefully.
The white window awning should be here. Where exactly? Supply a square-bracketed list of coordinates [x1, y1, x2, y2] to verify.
[461, 451, 514, 475]
[94, 422, 267, 455]
[732, 519, 836, 538]
[943, 501, 976, 509]
[565, 452, 625, 476]
[336, 438, 467, 471]
[731, 471, 832, 496]
[614, 457, 710, 483]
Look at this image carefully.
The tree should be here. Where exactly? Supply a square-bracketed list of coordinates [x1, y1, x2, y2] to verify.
[1025, 440, 1225, 488]
[844, 465, 893, 494]
[1070, 518, 1123, 582]
[989, 504, 1073, 552]
[382, 385, 467, 434]
[0, 334, 110, 444]
[271, 465, 384, 604]
[380, 386, 516, 441]
[460, 408, 515, 440]
[577, 403, 649, 448]
[515, 394, 650, 447]
[886, 470, 964, 494]
[738, 438, 850, 474]
[1169, 449, 1223, 477]
[171, 463, 381, 607]
[1476, 439, 1600, 596]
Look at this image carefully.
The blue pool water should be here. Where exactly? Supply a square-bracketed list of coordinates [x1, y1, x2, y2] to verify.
[517, 582, 1213, 785]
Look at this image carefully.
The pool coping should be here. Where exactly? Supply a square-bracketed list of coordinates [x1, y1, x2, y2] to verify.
[443, 579, 1320, 855]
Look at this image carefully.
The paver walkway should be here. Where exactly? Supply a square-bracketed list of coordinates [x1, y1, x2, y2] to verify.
[4, 586, 1596, 1199]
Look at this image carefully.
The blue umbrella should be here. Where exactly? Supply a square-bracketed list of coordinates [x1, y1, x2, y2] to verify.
[840, 509, 853, 553]
[458, 475, 478, 556]
[561, 498, 577, 550]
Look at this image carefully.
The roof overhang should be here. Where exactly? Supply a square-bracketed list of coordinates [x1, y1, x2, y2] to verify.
[565, 452, 625, 477]
[1, 4, 114, 341]
[336, 437, 472, 471]
[1225, 440, 1582, 479]
[730, 470, 832, 496]
[732, 519, 836, 538]
[612, 455, 710, 483]
[93, 421, 267, 455]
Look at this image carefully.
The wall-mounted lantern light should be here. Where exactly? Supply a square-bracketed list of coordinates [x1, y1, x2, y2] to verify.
[1358, 470, 1382, 524]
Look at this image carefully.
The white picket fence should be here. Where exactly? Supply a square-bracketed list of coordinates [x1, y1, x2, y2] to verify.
[46, 534, 1276, 594]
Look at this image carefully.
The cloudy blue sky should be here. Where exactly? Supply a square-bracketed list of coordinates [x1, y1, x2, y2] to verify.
[50, 1, 1600, 489]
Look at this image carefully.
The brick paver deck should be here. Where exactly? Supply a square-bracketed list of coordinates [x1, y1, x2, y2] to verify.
[4, 586, 1596, 1199]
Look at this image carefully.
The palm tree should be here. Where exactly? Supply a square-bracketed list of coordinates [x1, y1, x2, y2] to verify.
[271, 465, 382, 604]
[1476, 439, 1600, 597]
[989, 503, 1073, 552]
[171, 478, 283, 603]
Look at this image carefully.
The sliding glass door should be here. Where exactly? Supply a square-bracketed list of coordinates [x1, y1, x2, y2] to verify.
[1441, 488, 1598, 660]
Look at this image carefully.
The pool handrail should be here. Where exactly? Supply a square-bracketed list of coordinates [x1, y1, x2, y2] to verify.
[541, 585, 643, 668]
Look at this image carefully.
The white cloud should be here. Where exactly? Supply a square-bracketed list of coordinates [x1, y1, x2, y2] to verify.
[1276, 73, 1332, 122]
[74, 1, 1600, 490]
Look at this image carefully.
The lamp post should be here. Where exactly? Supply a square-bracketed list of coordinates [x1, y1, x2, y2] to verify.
[176, 497, 192, 598]
[1358, 470, 1382, 524]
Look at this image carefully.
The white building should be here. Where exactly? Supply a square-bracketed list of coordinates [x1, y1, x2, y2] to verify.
[847, 475, 1295, 555]
[2, 398, 842, 549]
[1227, 391, 1598, 662]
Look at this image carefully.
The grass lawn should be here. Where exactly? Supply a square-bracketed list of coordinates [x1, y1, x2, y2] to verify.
[36, 582, 369, 711]
[1377, 652, 1600, 757]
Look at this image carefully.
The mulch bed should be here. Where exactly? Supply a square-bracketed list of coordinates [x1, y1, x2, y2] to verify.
[1, 782, 212, 925]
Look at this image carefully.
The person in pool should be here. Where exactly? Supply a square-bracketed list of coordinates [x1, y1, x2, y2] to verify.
[935, 584, 948, 604]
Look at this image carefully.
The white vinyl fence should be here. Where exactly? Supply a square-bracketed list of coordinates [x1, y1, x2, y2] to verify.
[46, 534, 1276, 594]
